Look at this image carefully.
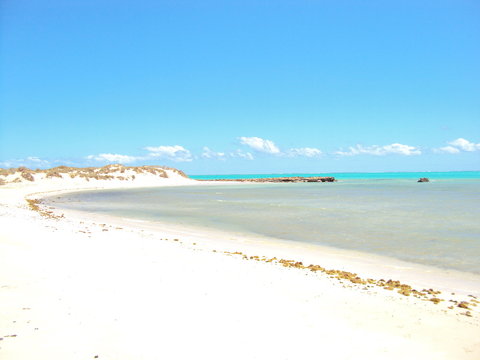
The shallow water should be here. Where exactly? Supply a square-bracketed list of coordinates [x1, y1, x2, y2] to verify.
[51, 178, 480, 274]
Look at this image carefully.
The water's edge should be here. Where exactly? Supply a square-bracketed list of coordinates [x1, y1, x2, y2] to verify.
[43, 188, 480, 297]
[46, 178, 480, 275]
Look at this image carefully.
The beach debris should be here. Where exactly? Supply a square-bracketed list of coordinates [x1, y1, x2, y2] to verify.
[458, 301, 470, 309]
[417, 178, 430, 182]
[423, 288, 441, 296]
[26, 198, 41, 212]
[25, 198, 65, 219]
[219, 250, 479, 312]
[398, 288, 412, 297]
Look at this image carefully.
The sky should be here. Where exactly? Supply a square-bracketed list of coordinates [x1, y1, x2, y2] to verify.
[1, 0, 479, 175]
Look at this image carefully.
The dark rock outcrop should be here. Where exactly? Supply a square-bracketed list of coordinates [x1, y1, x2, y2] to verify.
[417, 178, 430, 183]
[209, 176, 336, 183]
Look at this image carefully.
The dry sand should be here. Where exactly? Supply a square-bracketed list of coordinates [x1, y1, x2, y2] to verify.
[1, 168, 479, 359]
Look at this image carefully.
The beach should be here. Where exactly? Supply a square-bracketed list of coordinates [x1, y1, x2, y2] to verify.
[1, 167, 480, 360]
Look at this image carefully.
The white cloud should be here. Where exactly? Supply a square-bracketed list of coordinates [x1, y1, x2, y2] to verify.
[287, 147, 322, 158]
[26, 156, 49, 164]
[0, 157, 50, 168]
[201, 147, 226, 160]
[145, 145, 193, 162]
[335, 143, 421, 156]
[0, 161, 12, 168]
[230, 149, 254, 160]
[434, 146, 461, 154]
[433, 138, 480, 154]
[448, 138, 480, 152]
[87, 153, 139, 163]
[382, 143, 421, 155]
[239, 136, 280, 154]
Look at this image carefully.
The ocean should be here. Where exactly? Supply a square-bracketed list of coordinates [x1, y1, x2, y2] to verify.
[190, 171, 480, 180]
[50, 172, 480, 274]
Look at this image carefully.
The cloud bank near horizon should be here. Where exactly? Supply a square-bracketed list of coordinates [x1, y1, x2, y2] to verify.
[1, 137, 478, 169]
[334, 143, 421, 156]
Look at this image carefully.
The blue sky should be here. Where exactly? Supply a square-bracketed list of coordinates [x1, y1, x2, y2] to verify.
[1, 0, 479, 174]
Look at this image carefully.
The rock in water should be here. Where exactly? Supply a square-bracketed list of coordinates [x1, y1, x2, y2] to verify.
[417, 178, 430, 182]
[209, 176, 336, 183]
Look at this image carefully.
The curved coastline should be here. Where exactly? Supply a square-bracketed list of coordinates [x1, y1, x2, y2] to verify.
[44, 187, 480, 297]
[48, 180, 480, 276]
[1, 168, 480, 359]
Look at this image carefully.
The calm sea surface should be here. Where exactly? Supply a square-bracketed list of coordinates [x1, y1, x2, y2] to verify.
[190, 171, 480, 180]
[51, 172, 480, 274]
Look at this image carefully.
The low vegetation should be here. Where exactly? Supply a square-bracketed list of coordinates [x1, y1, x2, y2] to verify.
[0, 164, 188, 185]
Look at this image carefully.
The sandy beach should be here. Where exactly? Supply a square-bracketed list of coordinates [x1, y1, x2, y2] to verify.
[1, 166, 479, 360]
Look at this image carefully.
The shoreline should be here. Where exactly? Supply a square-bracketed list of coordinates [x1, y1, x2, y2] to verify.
[1, 170, 480, 359]
[45, 181, 480, 282]
[44, 194, 480, 298]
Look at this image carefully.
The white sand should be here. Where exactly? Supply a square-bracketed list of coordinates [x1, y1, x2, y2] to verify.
[1, 170, 479, 360]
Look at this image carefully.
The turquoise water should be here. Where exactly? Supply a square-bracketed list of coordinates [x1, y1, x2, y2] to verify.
[51, 177, 480, 274]
[190, 171, 480, 180]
